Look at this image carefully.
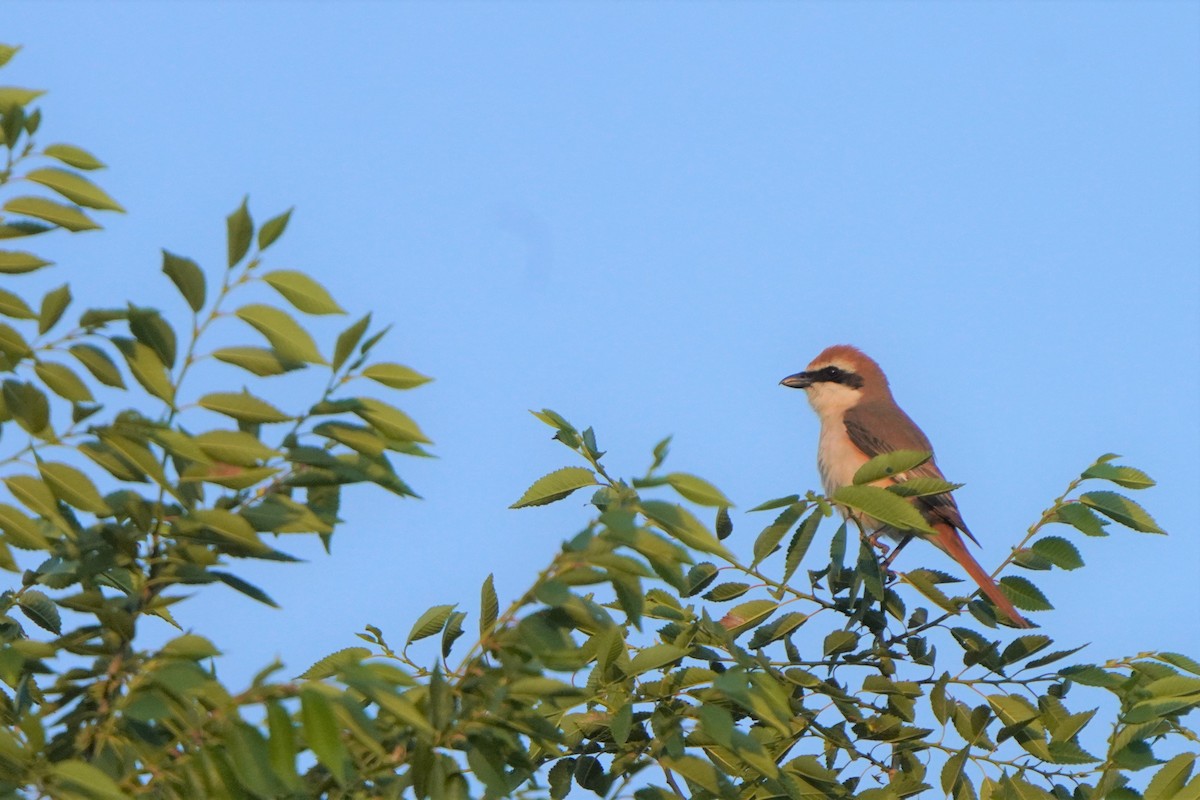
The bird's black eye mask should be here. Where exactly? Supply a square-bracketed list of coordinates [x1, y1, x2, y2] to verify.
[812, 366, 864, 389]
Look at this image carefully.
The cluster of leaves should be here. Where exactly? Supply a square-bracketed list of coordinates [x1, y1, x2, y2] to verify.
[0, 45, 432, 798]
[0, 42, 1196, 800]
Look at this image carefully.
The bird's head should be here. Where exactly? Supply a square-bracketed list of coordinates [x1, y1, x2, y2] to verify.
[780, 344, 890, 417]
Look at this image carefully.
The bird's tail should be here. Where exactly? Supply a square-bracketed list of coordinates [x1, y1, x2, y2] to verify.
[931, 523, 1033, 628]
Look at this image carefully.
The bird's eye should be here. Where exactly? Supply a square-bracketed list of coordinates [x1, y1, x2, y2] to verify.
[824, 366, 842, 378]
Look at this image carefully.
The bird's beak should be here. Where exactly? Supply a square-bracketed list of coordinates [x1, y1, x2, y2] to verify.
[780, 371, 813, 389]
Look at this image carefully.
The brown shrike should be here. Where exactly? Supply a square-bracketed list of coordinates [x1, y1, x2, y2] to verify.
[781, 344, 1032, 628]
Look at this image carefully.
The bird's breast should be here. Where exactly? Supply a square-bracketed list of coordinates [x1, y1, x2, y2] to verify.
[816, 422, 871, 498]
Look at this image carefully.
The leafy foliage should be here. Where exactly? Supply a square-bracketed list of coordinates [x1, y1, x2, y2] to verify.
[0, 42, 1196, 800]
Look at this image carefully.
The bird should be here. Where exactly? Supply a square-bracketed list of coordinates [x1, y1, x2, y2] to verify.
[780, 344, 1032, 628]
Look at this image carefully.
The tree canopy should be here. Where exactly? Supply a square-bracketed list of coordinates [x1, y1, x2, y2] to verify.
[0, 43, 1197, 800]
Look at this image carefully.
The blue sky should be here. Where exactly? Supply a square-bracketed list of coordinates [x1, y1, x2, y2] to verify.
[5, 2, 1198, 695]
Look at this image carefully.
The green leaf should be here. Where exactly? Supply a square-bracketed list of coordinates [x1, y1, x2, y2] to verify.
[0, 87, 45, 107]
[1080, 491, 1165, 533]
[685, 562, 719, 597]
[25, 167, 124, 211]
[69, 344, 125, 388]
[407, 603, 456, 644]
[626, 644, 689, 676]
[823, 629, 859, 656]
[161, 250, 206, 312]
[333, 313, 371, 372]
[3, 379, 49, 434]
[1083, 461, 1155, 489]
[480, 573, 498, 635]
[1055, 502, 1109, 537]
[48, 759, 127, 800]
[853, 449, 931, 484]
[902, 569, 960, 612]
[0, 287, 34, 319]
[183, 509, 265, 551]
[0, 249, 51, 274]
[704, 581, 750, 601]
[1000, 635, 1053, 666]
[782, 510, 822, 585]
[441, 610, 467, 657]
[18, 589, 60, 634]
[722, 599, 778, 637]
[1157, 653, 1200, 677]
[510, 466, 597, 508]
[998, 576, 1053, 611]
[298, 647, 371, 680]
[34, 361, 93, 403]
[161, 634, 221, 659]
[833, 484, 936, 535]
[194, 430, 279, 465]
[4, 196, 98, 231]
[1146, 753, 1195, 800]
[226, 197, 253, 267]
[300, 689, 349, 785]
[38, 284, 71, 334]
[198, 391, 290, 423]
[361, 362, 433, 389]
[113, 338, 174, 404]
[665, 472, 733, 507]
[1030, 536, 1083, 570]
[752, 502, 803, 567]
[0, 503, 49, 549]
[748, 494, 800, 512]
[258, 207, 292, 250]
[3, 474, 63, 521]
[212, 346, 305, 376]
[941, 748, 970, 796]
[42, 143, 105, 170]
[127, 307, 176, 367]
[213, 571, 279, 607]
[639, 499, 734, 560]
[0, 322, 31, 359]
[263, 269, 345, 315]
[39, 461, 110, 515]
[236, 304, 326, 364]
[0, 45, 22, 69]
[352, 397, 430, 442]
[889, 476, 963, 498]
[715, 505, 732, 539]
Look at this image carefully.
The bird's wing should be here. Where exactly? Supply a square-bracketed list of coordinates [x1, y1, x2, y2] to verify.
[843, 401, 976, 543]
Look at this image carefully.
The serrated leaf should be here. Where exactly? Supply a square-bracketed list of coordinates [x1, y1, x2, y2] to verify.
[4, 196, 98, 231]
[161, 633, 221, 659]
[4, 474, 62, 521]
[902, 569, 960, 612]
[0, 322, 31, 358]
[198, 391, 290, 423]
[749, 494, 800, 512]
[752, 502, 803, 567]
[0, 87, 45, 107]
[1157, 653, 1200, 676]
[999, 576, 1053, 611]
[853, 449, 932, 485]
[1030, 536, 1083, 570]
[25, 167, 123, 211]
[38, 284, 71, 334]
[68, 344, 124, 388]
[1080, 491, 1164, 533]
[1146, 753, 1195, 800]
[213, 571, 279, 607]
[42, 143, 105, 170]
[721, 599, 777, 637]
[38, 461, 110, 515]
[704, 581, 750, 601]
[161, 250, 206, 312]
[226, 198, 253, 267]
[782, 510, 822, 585]
[258, 207, 292, 250]
[1000, 635, 1053, 666]
[823, 629, 859, 656]
[442, 610, 466, 657]
[1055, 502, 1109, 536]
[194, 430, 279, 466]
[684, 562, 719, 597]
[333, 313, 371, 372]
[480, 573, 498, 635]
[353, 397, 430, 442]
[510, 466, 597, 508]
[263, 269, 344, 315]
[407, 603, 456, 644]
[665, 472, 733, 507]
[34, 361, 93, 403]
[833, 484, 936, 535]
[236, 304, 326, 364]
[1083, 462, 1156, 489]
[361, 362, 432, 389]
[889, 476, 963, 497]
[298, 647, 371, 680]
[0, 249, 51, 274]
[212, 346, 305, 376]
[19, 589, 61, 634]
